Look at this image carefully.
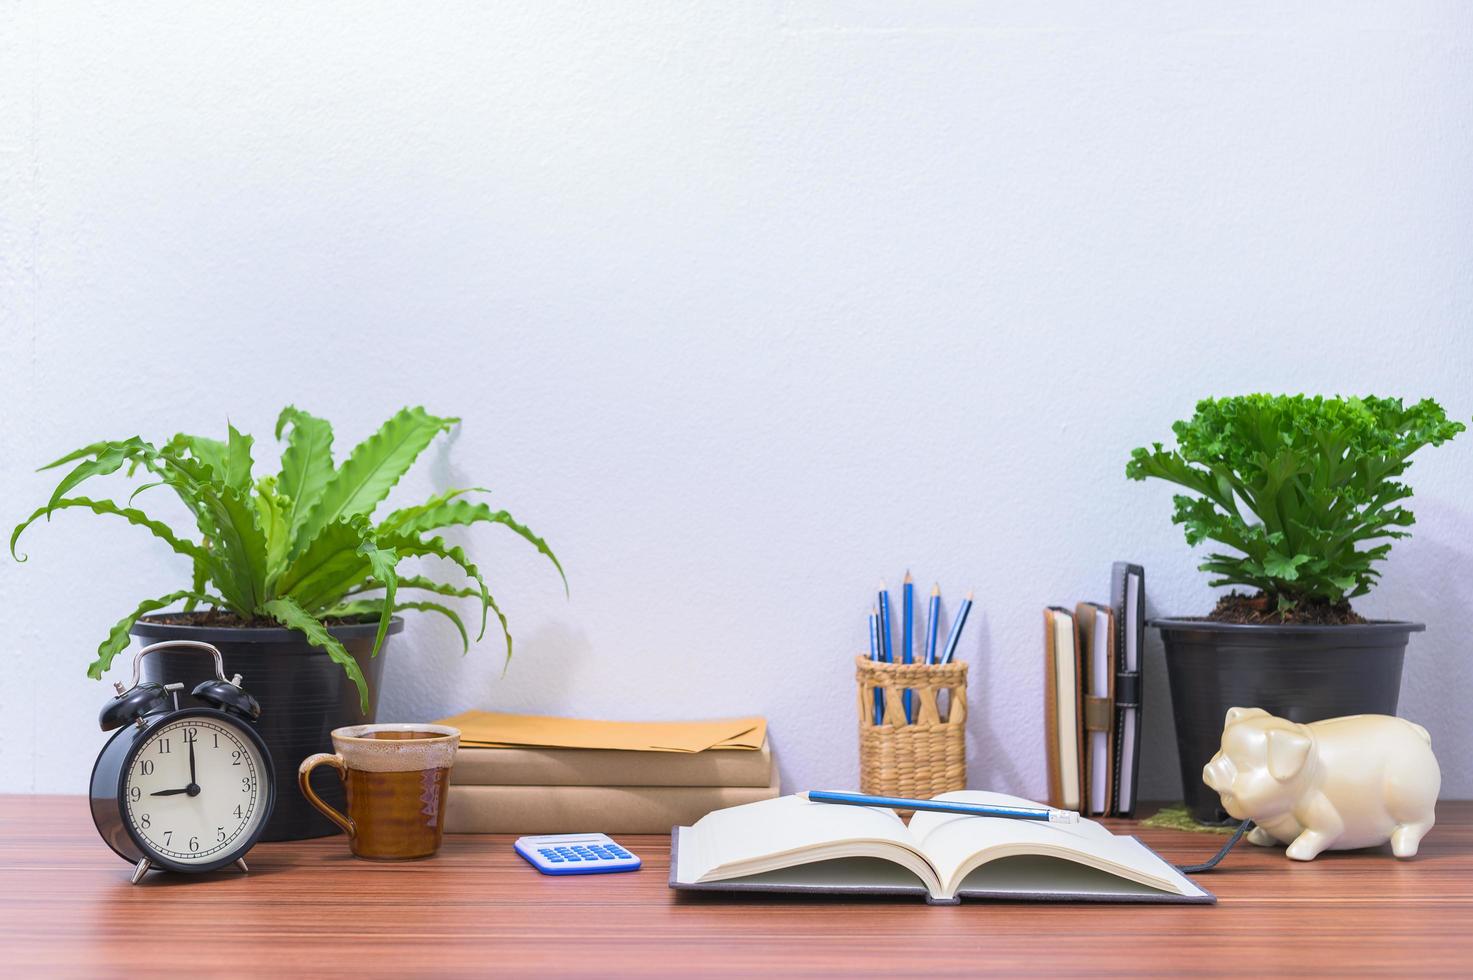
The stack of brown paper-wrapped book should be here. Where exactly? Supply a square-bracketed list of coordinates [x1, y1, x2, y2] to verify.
[435, 711, 780, 834]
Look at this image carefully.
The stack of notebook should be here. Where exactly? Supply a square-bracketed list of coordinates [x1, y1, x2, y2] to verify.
[434, 711, 780, 834]
[1044, 562, 1146, 818]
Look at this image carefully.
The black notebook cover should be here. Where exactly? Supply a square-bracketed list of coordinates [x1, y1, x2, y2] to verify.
[1109, 562, 1146, 817]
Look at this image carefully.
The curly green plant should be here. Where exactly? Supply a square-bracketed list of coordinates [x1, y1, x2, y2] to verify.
[1126, 395, 1463, 611]
[12, 406, 565, 708]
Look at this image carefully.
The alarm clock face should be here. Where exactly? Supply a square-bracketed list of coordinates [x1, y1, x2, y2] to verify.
[122, 715, 269, 866]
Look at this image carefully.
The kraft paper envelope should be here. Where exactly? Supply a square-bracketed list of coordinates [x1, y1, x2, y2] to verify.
[434, 711, 766, 753]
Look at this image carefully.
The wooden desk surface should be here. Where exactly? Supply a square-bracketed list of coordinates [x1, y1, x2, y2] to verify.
[2, 795, 1469, 978]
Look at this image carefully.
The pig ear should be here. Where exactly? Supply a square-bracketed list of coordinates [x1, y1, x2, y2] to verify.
[1266, 728, 1312, 781]
[1224, 706, 1269, 727]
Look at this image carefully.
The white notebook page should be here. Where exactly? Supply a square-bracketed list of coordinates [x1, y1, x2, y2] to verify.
[910, 791, 1194, 897]
[683, 795, 922, 882]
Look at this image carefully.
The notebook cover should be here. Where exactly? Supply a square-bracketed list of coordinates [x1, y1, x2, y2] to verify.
[1043, 609, 1063, 809]
[1075, 602, 1117, 818]
[1109, 563, 1146, 817]
[445, 766, 780, 834]
[437, 711, 767, 753]
[668, 827, 1215, 906]
[450, 737, 773, 787]
[1044, 607, 1083, 811]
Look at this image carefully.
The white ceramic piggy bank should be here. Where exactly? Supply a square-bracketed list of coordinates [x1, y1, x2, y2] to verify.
[1202, 707, 1440, 860]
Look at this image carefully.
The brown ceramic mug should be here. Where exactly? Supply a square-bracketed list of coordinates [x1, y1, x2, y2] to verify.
[298, 723, 459, 860]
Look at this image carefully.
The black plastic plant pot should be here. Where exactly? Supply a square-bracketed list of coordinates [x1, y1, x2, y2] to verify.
[1153, 618, 1424, 824]
[129, 616, 402, 842]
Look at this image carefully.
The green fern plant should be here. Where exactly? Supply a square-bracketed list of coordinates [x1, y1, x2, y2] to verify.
[1127, 394, 1463, 611]
[11, 406, 565, 708]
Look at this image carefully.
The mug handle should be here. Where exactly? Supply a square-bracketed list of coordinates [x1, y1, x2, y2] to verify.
[298, 753, 356, 838]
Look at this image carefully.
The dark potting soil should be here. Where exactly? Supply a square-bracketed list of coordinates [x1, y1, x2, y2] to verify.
[1204, 591, 1367, 626]
[146, 611, 375, 629]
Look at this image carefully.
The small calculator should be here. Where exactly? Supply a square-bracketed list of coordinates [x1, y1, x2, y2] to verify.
[514, 834, 642, 875]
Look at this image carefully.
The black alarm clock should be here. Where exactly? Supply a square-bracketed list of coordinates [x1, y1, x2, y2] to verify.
[90, 640, 276, 884]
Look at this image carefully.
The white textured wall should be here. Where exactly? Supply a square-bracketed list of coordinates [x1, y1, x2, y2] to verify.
[3, 2, 1471, 800]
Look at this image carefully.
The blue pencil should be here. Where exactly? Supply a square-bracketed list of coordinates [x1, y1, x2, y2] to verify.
[939, 590, 973, 665]
[867, 607, 884, 724]
[877, 581, 894, 665]
[925, 584, 940, 665]
[900, 571, 914, 722]
[800, 789, 1079, 824]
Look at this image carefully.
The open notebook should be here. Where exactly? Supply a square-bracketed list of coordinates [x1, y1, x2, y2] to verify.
[670, 791, 1213, 905]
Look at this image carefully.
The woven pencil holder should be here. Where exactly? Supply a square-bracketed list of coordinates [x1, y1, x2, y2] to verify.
[855, 655, 967, 803]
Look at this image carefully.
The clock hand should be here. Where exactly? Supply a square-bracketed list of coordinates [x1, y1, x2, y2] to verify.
[150, 788, 191, 796]
[188, 732, 197, 787]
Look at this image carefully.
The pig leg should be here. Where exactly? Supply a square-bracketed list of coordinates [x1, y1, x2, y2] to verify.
[1247, 826, 1280, 847]
[1390, 820, 1433, 858]
[1286, 828, 1337, 861]
[1286, 795, 1343, 861]
[1248, 814, 1302, 849]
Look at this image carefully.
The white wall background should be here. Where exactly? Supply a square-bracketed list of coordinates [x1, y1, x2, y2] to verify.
[3, 2, 1471, 800]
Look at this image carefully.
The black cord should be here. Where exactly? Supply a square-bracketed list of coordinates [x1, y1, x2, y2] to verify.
[1176, 819, 1254, 873]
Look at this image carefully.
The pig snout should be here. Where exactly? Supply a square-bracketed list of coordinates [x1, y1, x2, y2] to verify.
[1203, 753, 1234, 793]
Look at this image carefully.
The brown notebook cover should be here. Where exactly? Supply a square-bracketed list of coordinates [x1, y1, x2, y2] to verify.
[444, 767, 782, 834]
[436, 710, 766, 753]
[450, 737, 773, 788]
[1044, 607, 1085, 811]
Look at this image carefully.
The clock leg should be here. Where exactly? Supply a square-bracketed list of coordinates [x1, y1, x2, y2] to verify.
[130, 859, 151, 885]
[235, 858, 250, 874]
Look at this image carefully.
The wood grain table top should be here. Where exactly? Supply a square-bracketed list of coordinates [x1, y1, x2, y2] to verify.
[2, 795, 1469, 978]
